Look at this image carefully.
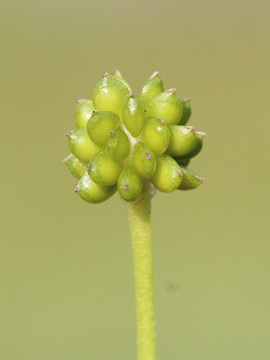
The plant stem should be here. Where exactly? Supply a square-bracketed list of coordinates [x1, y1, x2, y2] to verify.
[126, 183, 156, 360]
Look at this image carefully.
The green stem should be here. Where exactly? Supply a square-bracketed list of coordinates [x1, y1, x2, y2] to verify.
[126, 184, 156, 360]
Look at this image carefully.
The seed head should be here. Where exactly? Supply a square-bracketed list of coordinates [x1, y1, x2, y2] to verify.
[64, 71, 206, 203]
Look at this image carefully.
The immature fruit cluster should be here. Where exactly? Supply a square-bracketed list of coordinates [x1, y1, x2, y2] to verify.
[64, 71, 205, 204]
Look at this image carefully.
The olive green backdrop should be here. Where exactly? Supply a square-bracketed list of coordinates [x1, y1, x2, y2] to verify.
[1, 0, 270, 359]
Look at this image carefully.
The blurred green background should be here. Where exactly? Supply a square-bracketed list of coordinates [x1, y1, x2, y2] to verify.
[1, 0, 270, 359]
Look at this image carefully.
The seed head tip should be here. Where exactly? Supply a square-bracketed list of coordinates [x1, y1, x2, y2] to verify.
[62, 156, 69, 164]
[158, 118, 165, 124]
[65, 130, 73, 137]
[196, 176, 205, 183]
[151, 71, 159, 78]
[197, 131, 207, 137]
[146, 152, 152, 160]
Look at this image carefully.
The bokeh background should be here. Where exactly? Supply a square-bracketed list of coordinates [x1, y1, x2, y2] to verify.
[1, 0, 270, 359]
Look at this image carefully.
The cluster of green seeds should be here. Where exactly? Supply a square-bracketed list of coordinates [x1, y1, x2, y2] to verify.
[64, 71, 205, 203]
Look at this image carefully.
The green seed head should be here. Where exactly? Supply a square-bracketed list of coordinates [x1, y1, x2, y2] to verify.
[122, 93, 145, 137]
[151, 155, 183, 193]
[166, 125, 198, 157]
[146, 89, 183, 125]
[106, 127, 130, 162]
[117, 164, 142, 202]
[174, 131, 206, 161]
[139, 71, 164, 111]
[142, 117, 170, 155]
[133, 142, 157, 179]
[179, 97, 191, 125]
[178, 167, 205, 191]
[111, 69, 132, 92]
[67, 128, 101, 163]
[63, 154, 88, 179]
[87, 110, 121, 146]
[75, 172, 116, 204]
[64, 71, 206, 203]
[88, 151, 120, 186]
[74, 99, 94, 128]
[92, 73, 130, 117]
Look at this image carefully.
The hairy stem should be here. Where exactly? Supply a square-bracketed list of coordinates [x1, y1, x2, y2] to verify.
[126, 184, 156, 360]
